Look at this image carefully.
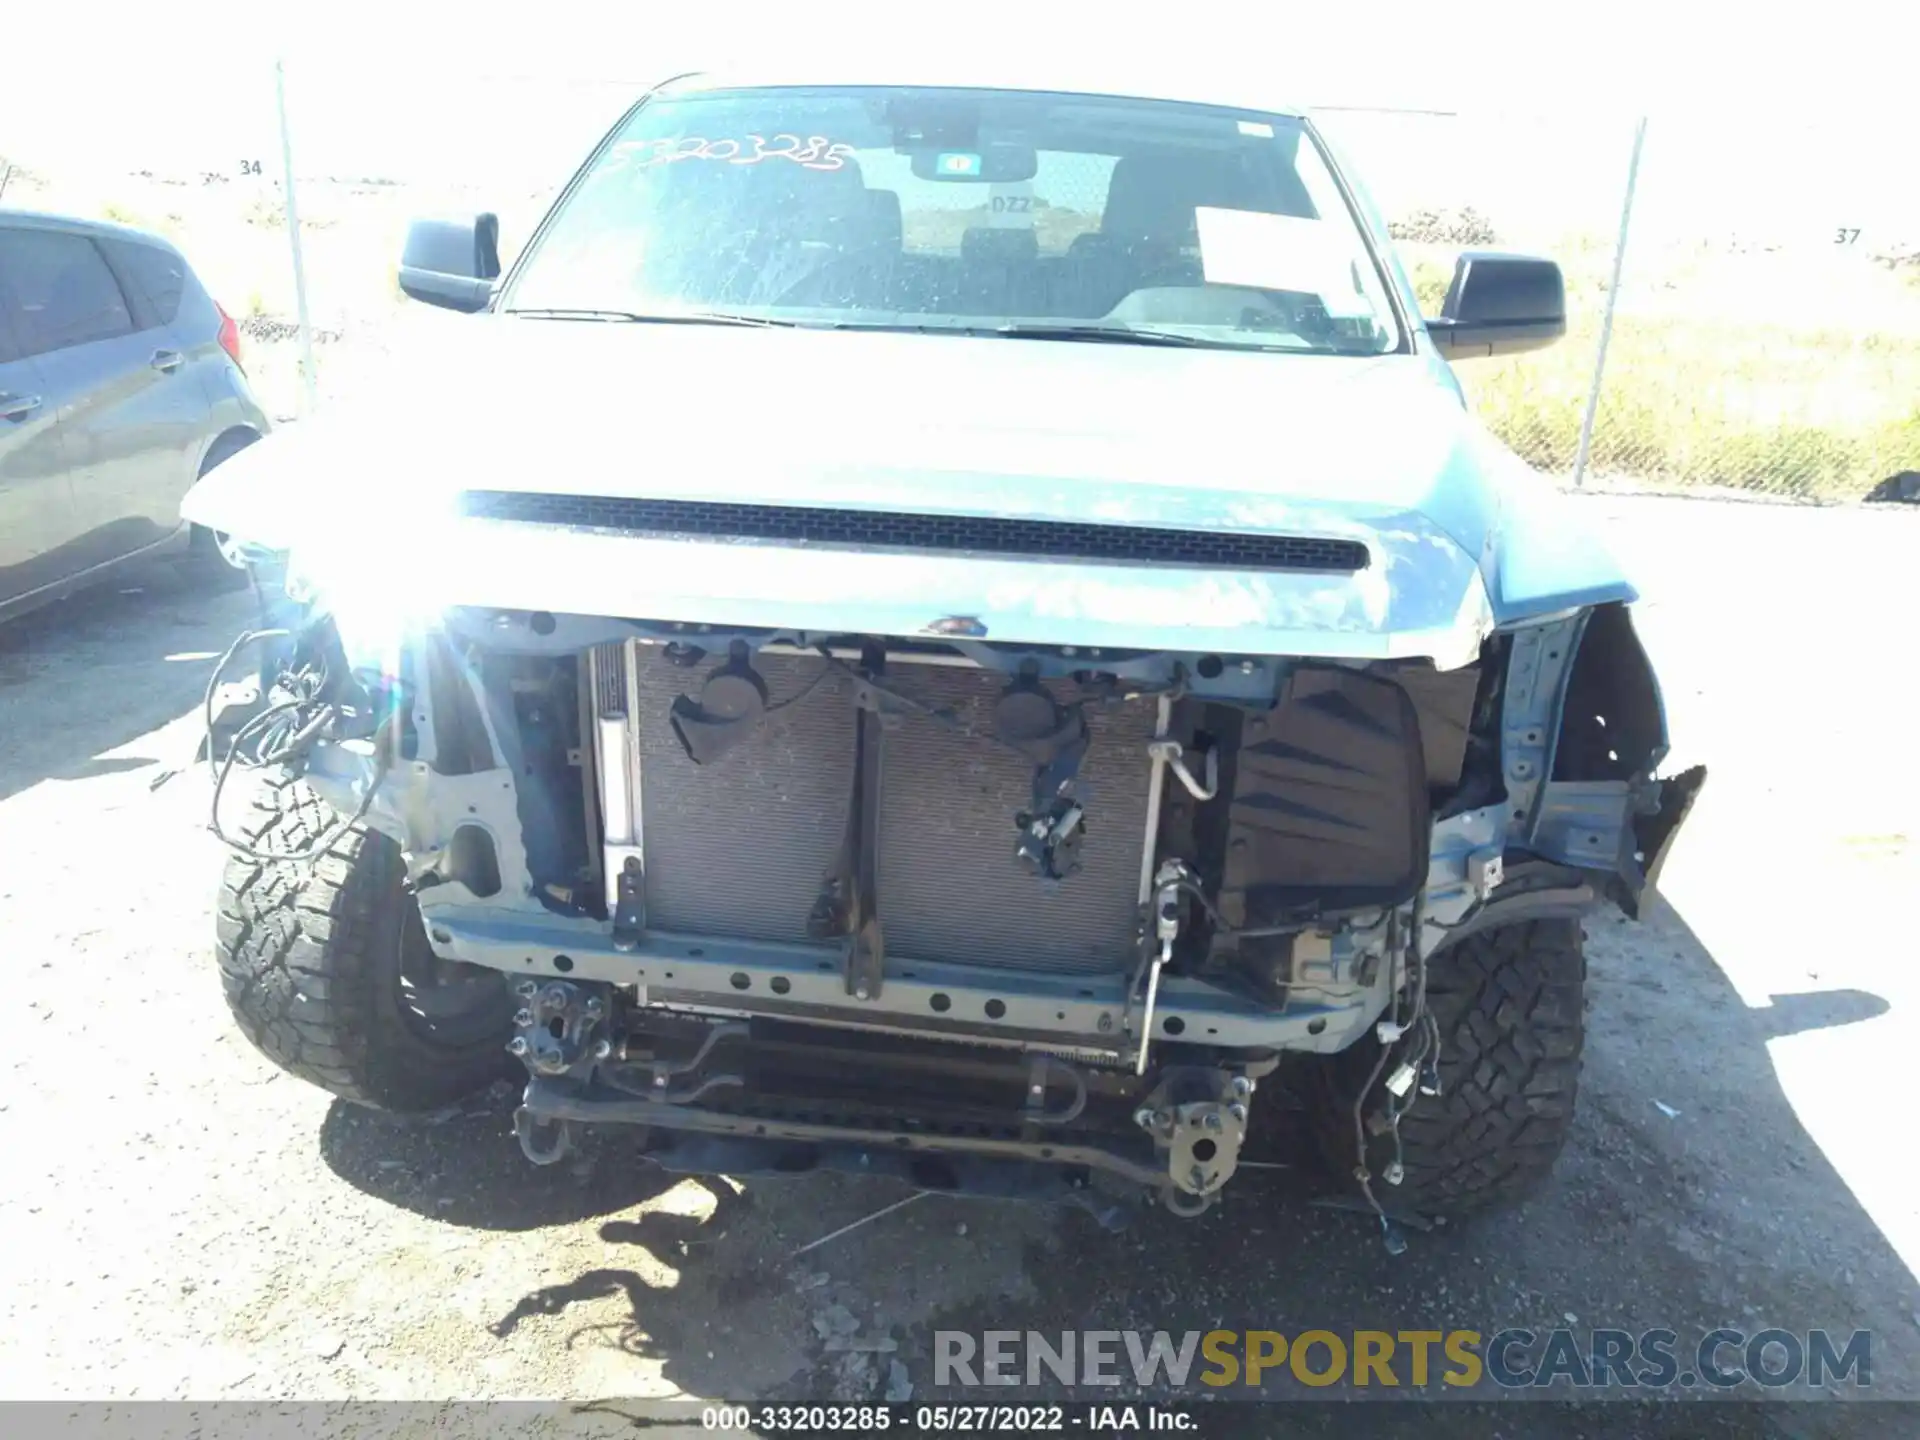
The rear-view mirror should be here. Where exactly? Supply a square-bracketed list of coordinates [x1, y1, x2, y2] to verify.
[909, 143, 1039, 184]
[398, 213, 501, 314]
[1425, 251, 1565, 359]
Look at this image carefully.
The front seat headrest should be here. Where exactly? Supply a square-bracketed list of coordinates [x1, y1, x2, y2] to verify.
[961, 226, 1040, 265]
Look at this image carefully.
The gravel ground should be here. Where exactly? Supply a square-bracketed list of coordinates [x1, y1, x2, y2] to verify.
[0, 493, 1916, 1435]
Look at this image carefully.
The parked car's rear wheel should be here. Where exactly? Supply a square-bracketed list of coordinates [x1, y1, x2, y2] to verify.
[214, 769, 515, 1112]
[1307, 917, 1586, 1217]
[182, 429, 262, 586]
[208, 527, 250, 568]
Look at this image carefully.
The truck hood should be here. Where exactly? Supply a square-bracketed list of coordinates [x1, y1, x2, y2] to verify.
[184, 319, 1634, 665]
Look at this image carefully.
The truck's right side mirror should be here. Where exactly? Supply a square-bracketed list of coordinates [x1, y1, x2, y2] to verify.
[1425, 251, 1565, 359]
[398, 213, 501, 314]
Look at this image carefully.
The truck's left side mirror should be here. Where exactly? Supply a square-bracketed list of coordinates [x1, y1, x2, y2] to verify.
[1425, 251, 1565, 359]
[398, 213, 501, 314]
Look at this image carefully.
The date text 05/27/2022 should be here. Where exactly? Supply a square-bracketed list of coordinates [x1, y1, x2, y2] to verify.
[701, 1404, 1195, 1432]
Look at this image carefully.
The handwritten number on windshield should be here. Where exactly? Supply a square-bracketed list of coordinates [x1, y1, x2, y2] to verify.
[619, 135, 856, 172]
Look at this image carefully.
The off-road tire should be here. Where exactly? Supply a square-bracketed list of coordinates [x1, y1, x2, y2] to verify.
[1309, 917, 1586, 1217]
[214, 770, 513, 1112]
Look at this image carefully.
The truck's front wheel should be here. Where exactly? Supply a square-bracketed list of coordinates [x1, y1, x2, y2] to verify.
[214, 771, 515, 1112]
[1310, 917, 1586, 1217]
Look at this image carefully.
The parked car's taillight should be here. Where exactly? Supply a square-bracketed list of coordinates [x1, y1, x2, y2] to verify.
[216, 303, 244, 370]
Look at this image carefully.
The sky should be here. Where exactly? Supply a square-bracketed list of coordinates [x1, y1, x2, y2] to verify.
[4, 1, 1915, 244]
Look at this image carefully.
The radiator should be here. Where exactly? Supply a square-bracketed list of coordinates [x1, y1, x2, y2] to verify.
[601, 644, 1155, 976]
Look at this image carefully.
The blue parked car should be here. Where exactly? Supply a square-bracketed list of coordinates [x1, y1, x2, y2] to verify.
[0, 209, 270, 620]
[182, 71, 1704, 1228]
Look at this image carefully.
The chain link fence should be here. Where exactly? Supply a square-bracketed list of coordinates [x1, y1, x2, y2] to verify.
[1318, 107, 1920, 501]
[9, 74, 1914, 501]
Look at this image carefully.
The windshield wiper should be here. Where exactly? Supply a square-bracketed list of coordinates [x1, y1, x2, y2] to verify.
[985, 324, 1236, 349]
[989, 323, 1210, 347]
[504, 308, 821, 329]
[991, 323, 1389, 356]
[504, 311, 1368, 351]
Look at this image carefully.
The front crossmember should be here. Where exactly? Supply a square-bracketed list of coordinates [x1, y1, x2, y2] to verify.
[506, 997, 1262, 1216]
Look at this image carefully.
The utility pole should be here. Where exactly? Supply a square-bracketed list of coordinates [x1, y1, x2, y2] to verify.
[274, 58, 318, 416]
[1572, 116, 1648, 487]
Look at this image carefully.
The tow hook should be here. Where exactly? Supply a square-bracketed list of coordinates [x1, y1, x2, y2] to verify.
[1135, 1069, 1253, 1215]
[513, 1106, 573, 1166]
[507, 978, 613, 1078]
[508, 979, 613, 1165]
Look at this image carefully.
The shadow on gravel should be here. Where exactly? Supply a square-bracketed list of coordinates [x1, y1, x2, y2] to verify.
[1746, 989, 1889, 1039]
[312, 892, 1910, 1434]
[490, 1180, 756, 1355]
[829, 899, 1910, 1434]
[318, 1082, 693, 1231]
[0, 557, 256, 803]
[742, 903, 1914, 1430]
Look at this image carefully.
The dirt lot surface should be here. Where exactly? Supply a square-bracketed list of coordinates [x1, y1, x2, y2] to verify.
[1, 493, 1916, 1435]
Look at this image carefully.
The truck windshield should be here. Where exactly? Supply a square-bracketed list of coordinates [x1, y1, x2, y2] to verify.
[503, 85, 1403, 355]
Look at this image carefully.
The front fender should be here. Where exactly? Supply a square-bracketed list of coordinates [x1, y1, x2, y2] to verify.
[1502, 601, 1704, 917]
[1479, 444, 1639, 625]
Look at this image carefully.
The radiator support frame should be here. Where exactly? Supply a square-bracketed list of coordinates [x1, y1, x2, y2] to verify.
[418, 909, 1389, 1060]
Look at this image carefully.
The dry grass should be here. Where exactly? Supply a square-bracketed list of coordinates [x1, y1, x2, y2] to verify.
[1467, 324, 1920, 497]
[1404, 241, 1920, 497]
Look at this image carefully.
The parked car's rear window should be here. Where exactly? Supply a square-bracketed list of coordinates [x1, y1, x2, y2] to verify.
[104, 238, 188, 328]
[504, 85, 1402, 355]
[0, 229, 135, 357]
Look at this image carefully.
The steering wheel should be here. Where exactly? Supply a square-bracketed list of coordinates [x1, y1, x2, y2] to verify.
[1129, 255, 1205, 291]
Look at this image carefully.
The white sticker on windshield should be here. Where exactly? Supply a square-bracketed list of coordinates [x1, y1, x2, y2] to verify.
[988, 178, 1036, 228]
[1236, 120, 1275, 138]
[1194, 207, 1372, 317]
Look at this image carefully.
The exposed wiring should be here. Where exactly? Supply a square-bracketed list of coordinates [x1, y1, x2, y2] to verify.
[1172, 877, 1231, 931]
[208, 697, 392, 865]
[1424, 894, 1486, 933]
[808, 649, 1191, 769]
[1172, 877, 1395, 944]
[1150, 879, 1408, 1001]
[764, 655, 835, 713]
[1349, 910, 1400, 1243]
[1092, 672, 1190, 706]
[1345, 893, 1444, 1252]
[1402, 890, 1429, 1028]
[200, 628, 292, 782]
[195, 625, 399, 866]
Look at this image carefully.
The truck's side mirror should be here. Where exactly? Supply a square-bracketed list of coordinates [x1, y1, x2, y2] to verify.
[398, 214, 501, 314]
[1425, 251, 1565, 359]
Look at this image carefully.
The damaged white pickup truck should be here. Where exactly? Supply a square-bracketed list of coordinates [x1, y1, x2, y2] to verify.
[182, 72, 1704, 1233]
